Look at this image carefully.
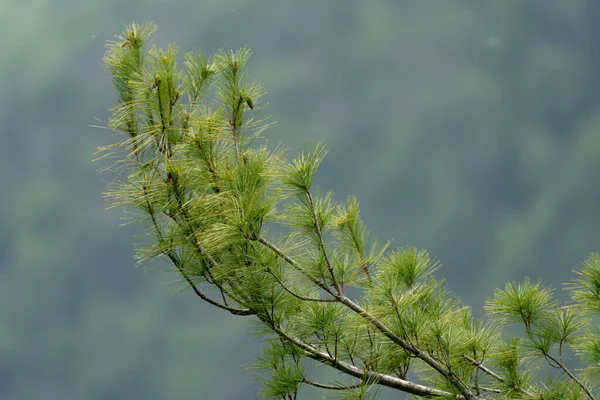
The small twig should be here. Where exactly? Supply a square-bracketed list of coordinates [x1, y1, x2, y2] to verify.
[155, 81, 171, 157]
[302, 378, 362, 391]
[463, 355, 533, 397]
[182, 84, 203, 132]
[345, 340, 356, 366]
[477, 387, 501, 394]
[266, 269, 337, 303]
[167, 253, 253, 315]
[305, 189, 343, 294]
[463, 355, 503, 383]
[230, 94, 243, 161]
[256, 236, 336, 296]
[473, 351, 480, 396]
[346, 220, 371, 283]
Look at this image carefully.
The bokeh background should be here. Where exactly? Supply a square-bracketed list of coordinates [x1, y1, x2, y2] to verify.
[3, 1, 600, 399]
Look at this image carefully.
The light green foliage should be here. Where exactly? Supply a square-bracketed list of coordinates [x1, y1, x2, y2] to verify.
[100, 23, 600, 400]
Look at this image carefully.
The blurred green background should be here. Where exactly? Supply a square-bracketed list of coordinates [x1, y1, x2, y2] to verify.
[3, 0, 600, 398]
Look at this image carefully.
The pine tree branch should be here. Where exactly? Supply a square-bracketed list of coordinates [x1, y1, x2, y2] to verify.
[462, 355, 533, 397]
[337, 294, 477, 399]
[257, 235, 476, 399]
[463, 355, 535, 397]
[462, 355, 502, 383]
[545, 353, 595, 400]
[270, 323, 462, 398]
[104, 27, 600, 399]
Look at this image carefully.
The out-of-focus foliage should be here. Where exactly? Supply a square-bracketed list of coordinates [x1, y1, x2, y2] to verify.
[3, 1, 600, 399]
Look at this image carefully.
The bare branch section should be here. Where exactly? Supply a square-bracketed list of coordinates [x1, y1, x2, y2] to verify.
[100, 22, 600, 400]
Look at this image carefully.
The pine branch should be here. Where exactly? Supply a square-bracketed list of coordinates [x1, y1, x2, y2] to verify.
[257, 235, 476, 399]
[545, 353, 595, 400]
[337, 294, 477, 399]
[270, 323, 462, 398]
[463, 355, 533, 397]
[100, 23, 600, 400]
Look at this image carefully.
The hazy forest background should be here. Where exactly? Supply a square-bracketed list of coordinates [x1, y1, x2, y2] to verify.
[3, 1, 600, 399]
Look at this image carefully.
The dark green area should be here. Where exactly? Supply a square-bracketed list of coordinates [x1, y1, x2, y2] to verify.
[3, 1, 600, 399]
